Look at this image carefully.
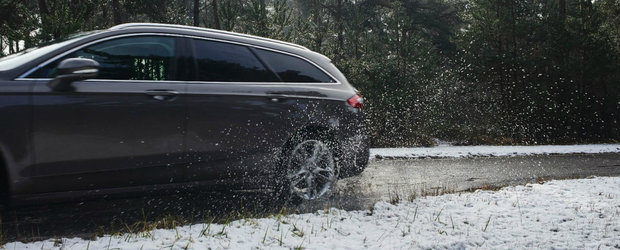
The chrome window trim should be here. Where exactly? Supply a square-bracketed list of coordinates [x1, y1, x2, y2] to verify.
[15, 78, 333, 85]
[110, 23, 310, 50]
[16, 32, 340, 85]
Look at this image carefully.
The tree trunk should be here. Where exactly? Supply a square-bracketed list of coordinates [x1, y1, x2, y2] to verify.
[112, 0, 122, 25]
[335, 0, 344, 61]
[312, 0, 322, 51]
[193, 0, 199, 26]
[559, 0, 566, 20]
[259, 0, 267, 35]
[102, 1, 109, 26]
[204, 0, 209, 27]
[8, 40, 14, 54]
[37, 0, 49, 16]
[212, 0, 220, 29]
[37, 0, 51, 40]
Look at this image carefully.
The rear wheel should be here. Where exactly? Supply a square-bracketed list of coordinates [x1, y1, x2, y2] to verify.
[277, 138, 338, 202]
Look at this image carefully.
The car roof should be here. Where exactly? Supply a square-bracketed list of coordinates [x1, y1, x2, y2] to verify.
[110, 23, 310, 51]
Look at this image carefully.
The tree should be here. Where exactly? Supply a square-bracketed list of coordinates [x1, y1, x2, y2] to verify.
[112, 0, 122, 24]
[193, 0, 199, 26]
[212, 0, 221, 29]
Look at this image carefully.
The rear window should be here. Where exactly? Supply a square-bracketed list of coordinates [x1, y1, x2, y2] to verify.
[192, 39, 278, 82]
[253, 49, 335, 83]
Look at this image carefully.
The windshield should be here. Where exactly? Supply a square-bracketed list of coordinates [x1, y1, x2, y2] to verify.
[0, 31, 100, 72]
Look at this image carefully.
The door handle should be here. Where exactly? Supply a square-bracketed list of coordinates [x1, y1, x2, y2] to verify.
[145, 90, 179, 96]
[267, 94, 288, 103]
[145, 90, 179, 101]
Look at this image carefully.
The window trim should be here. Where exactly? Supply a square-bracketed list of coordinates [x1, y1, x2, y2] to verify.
[16, 33, 340, 85]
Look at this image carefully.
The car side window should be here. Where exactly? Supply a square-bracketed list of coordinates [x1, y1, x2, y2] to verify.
[30, 36, 176, 81]
[192, 39, 278, 82]
[253, 49, 335, 83]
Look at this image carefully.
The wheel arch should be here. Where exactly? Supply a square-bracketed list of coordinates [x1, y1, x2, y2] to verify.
[279, 124, 341, 162]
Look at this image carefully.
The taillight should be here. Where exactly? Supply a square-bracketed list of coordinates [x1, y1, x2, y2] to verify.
[347, 94, 364, 109]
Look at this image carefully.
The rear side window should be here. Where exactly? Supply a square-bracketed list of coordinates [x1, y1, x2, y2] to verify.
[253, 49, 335, 83]
[192, 39, 278, 82]
[30, 36, 176, 81]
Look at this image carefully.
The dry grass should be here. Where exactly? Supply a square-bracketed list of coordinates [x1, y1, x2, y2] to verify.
[389, 185, 457, 205]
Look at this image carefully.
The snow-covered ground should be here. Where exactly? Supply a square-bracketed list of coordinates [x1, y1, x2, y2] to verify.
[6, 177, 619, 249]
[371, 143, 620, 159]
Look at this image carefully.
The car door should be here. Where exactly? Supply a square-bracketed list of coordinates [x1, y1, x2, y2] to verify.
[24, 35, 188, 194]
[184, 38, 296, 183]
[0, 78, 32, 197]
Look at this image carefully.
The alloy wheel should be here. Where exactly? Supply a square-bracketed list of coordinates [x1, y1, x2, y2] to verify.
[286, 139, 337, 200]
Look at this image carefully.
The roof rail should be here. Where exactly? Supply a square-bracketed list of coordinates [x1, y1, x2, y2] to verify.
[110, 23, 309, 50]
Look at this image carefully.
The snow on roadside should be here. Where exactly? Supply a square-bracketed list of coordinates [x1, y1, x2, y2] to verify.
[370, 144, 620, 159]
[6, 177, 619, 249]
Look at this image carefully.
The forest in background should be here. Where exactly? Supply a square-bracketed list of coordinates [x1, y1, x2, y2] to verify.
[1, 0, 619, 147]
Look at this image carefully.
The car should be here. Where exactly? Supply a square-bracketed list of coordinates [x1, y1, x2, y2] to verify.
[0, 23, 369, 206]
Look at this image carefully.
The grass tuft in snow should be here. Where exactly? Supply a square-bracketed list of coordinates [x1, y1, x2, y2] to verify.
[390, 184, 457, 205]
[482, 215, 491, 232]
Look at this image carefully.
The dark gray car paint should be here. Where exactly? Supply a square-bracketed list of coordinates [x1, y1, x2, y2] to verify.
[0, 24, 369, 205]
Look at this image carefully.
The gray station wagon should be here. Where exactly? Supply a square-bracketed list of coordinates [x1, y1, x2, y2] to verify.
[0, 23, 369, 206]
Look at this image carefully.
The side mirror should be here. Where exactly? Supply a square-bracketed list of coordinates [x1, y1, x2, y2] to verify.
[48, 58, 99, 91]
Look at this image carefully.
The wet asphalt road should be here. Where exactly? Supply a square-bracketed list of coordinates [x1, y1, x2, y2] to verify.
[2, 153, 620, 242]
[332, 153, 620, 209]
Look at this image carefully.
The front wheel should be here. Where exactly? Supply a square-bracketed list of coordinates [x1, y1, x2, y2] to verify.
[279, 139, 338, 202]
